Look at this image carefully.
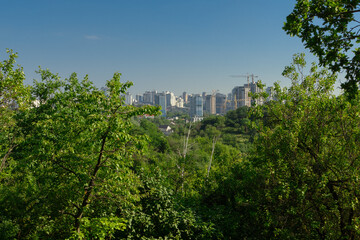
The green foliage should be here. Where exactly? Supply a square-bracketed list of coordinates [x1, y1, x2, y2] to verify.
[74, 217, 127, 240]
[0, 50, 31, 239]
[0, 49, 30, 173]
[199, 158, 265, 239]
[166, 109, 190, 121]
[119, 168, 217, 239]
[284, 0, 360, 97]
[193, 109, 252, 153]
[138, 119, 170, 153]
[8, 48, 360, 239]
[0, 50, 159, 239]
[249, 54, 360, 238]
[0, 49, 30, 109]
[199, 115, 225, 132]
[224, 106, 249, 134]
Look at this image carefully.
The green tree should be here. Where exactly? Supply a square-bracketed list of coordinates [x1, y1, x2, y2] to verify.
[249, 54, 360, 239]
[0, 50, 30, 172]
[0, 61, 158, 239]
[0, 50, 32, 238]
[284, 0, 360, 97]
[119, 168, 216, 239]
[138, 118, 170, 153]
[224, 106, 250, 134]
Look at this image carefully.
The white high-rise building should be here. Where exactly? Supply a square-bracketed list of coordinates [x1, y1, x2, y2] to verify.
[166, 91, 177, 107]
[176, 97, 184, 108]
[124, 92, 133, 105]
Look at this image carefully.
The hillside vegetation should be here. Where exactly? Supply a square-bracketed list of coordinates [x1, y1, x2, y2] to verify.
[1, 50, 360, 239]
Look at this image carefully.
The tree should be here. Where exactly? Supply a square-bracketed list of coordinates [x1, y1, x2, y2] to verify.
[118, 168, 216, 239]
[224, 106, 250, 134]
[138, 118, 170, 153]
[0, 55, 159, 239]
[0, 50, 30, 172]
[284, 0, 360, 97]
[249, 54, 360, 239]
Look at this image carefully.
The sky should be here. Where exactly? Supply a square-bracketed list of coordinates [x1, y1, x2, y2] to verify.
[1, 0, 328, 96]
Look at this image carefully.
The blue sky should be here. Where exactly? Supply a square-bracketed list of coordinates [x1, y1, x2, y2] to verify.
[1, 0, 321, 96]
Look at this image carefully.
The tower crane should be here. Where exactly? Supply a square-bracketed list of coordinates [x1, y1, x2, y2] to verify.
[229, 74, 259, 109]
[229, 74, 249, 87]
[229, 74, 259, 87]
[212, 89, 219, 96]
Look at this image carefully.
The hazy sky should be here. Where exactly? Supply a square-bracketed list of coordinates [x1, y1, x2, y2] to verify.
[1, 0, 321, 96]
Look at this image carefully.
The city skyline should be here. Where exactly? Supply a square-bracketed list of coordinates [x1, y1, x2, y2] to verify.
[1, 1, 331, 96]
[124, 78, 273, 120]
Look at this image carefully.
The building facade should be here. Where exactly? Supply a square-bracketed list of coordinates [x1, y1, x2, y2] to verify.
[166, 91, 176, 107]
[231, 80, 264, 109]
[190, 94, 203, 118]
[155, 93, 166, 117]
[232, 85, 251, 108]
[205, 94, 216, 115]
[215, 93, 227, 115]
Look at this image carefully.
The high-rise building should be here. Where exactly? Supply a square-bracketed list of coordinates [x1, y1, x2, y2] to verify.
[135, 94, 143, 103]
[143, 90, 157, 105]
[166, 91, 176, 107]
[155, 92, 166, 117]
[232, 85, 251, 108]
[124, 92, 133, 105]
[249, 81, 264, 105]
[176, 97, 184, 108]
[190, 94, 203, 118]
[215, 93, 227, 115]
[202, 92, 206, 99]
[231, 80, 264, 108]
[182, 92, 188, 104]
[205, 94, 216, 115]
[143, 91, 153, 104]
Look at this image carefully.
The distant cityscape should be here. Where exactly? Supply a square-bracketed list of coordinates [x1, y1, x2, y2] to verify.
[118, 75, 275, 121]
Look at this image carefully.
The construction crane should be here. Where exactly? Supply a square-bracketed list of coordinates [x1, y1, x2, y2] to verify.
[229, 74, 259, 87]
[212, 89, 219, 96]
[229, 74, 249, 88]
[229, 74, 259, 109]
